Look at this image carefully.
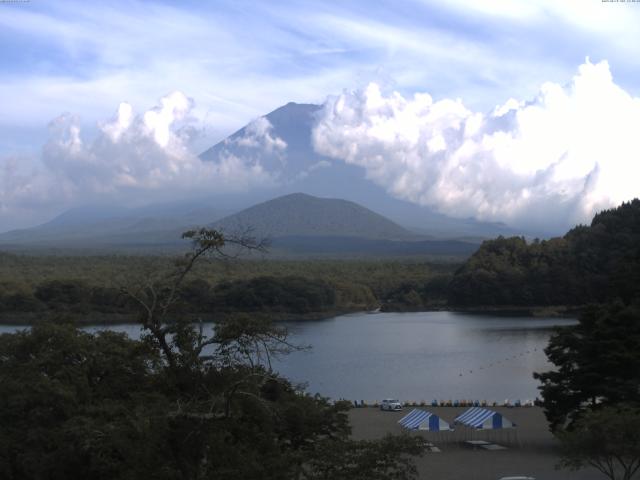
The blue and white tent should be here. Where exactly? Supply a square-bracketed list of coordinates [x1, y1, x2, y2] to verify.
[398, 409, 452, 431]
[454, 407, 515, 430]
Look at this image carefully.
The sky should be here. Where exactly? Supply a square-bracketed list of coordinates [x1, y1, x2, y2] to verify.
[1, 0, 640, 231]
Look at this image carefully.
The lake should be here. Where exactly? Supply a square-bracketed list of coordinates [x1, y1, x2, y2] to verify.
[0, 311, 576, 403]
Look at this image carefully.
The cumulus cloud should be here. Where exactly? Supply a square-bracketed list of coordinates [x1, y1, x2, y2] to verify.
[0, 91, 278, 229]
[312, 59, 640, 232]
[211, 115, 290, 177]
[231, 117, 287, 153]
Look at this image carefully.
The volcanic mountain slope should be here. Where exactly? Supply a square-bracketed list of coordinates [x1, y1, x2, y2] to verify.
[212, 193, 478, 258]
[212, 193, 414, 240]
[0, 193, 478, 257]
[0, 102, 524, 251]
[201, 102, 521, 239]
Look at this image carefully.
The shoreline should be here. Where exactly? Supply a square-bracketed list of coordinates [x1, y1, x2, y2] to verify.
[382, 303, 582, 317]
[0, 304, 582, 326]
[0, 308, 365, 326]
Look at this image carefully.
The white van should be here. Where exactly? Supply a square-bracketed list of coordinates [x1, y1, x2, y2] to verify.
[380, 399, 403, 411]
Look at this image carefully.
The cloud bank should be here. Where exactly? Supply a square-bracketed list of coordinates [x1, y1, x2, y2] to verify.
[312, 59, 640, 232]
[2, 59, 639, 234]
[0, 92, 282, 230]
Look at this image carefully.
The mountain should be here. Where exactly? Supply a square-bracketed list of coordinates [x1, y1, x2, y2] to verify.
[0, 101, 529, 252]
[212, 193, 413, 240]
[0, 202, 229, 251]
[201, 102, 523, 239]
[0, 192, 479, 258]
[201, 103, 322, 180]
[212, 193, 478, 258]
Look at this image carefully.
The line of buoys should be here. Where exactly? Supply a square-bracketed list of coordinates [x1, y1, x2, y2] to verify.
[457, 347, 544, 377]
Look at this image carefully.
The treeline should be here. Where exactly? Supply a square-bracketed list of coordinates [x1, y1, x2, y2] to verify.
[6, 199, 637, 318]
[0, 276, 376, 320]
[0, 254, 459, 321]
[181, 276, 343, 314]
[449, 199, 640, 306]
[0, 255, 455, 294]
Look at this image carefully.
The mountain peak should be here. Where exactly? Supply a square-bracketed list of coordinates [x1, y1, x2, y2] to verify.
[277, 191, 312, 198]
[269, 192, 339, 203]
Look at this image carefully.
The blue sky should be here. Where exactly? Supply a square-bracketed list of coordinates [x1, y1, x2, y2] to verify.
[1, 0, 640, 230]
[2, 0, 639, 151]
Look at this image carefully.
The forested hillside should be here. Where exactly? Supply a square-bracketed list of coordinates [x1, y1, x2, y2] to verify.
[212, 193, 414, 239]
[3, 199, 638, 321]
[449, 199, 640, 306]
[0, 256, 455, 323]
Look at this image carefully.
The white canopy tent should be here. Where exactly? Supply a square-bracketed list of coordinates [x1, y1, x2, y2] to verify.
[398, 409, 452, 431]
[454, 407, 516, 430]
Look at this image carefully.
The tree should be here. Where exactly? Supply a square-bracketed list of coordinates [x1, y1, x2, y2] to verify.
[0, 228, 426, 479]
[120, 227, 270, 372]
[448, 199, 640, 307]
[557, 405, 640, 480]
[534, 302, 640, 431]
[0, 322, 167, 480]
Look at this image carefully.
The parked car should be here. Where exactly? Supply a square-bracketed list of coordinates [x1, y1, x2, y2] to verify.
[380, 399, 403, 411]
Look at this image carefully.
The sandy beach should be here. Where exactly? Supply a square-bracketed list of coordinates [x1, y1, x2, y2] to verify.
[348, 406, 604, 480]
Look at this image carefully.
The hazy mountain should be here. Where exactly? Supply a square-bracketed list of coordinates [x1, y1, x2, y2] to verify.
[0, 101, 526, 252]
[0, 192, 479, 258]
[201, 103, 322, 179]
[0, 202, 229, 250]
[212, 193, 478, 258]
[201, 102, 523, 239]
[212, 193, 413, 240]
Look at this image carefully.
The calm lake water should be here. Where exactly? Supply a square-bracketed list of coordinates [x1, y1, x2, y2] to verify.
[0, 311, 576, 403]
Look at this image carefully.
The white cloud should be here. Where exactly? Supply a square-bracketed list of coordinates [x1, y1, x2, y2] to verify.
[230, 117, 287, 153]
[312, 59, 640, 231]
[8, 0, 640, 152]
[0, 92, 279, 230]
[441, 0, 623, 25]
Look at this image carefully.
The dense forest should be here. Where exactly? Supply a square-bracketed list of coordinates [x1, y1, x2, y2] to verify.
[1, 199, 639, 322]
[449, 199, 640, 306]
[0, 256, 456, 323]
[0, 229, 425, 479]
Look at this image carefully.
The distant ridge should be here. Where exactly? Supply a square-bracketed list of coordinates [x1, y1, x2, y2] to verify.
[212, 193, 414, 240]
[0, 203, 227, 250]
[0, 192, 478, 258]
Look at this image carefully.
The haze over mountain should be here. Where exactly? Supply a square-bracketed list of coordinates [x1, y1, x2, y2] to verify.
[0, 202, 229, 250]
[0, 192, 479, 258]
[201, 102, 521, 239]
[0, 100, 522, 247]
